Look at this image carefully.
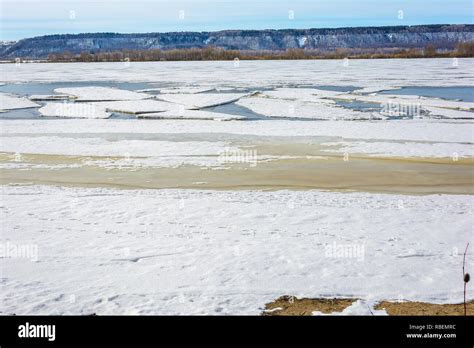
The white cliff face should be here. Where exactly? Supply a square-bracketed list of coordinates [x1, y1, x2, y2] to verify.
[297, 36, 308, 47]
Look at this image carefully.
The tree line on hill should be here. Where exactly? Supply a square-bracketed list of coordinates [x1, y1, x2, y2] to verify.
[46, 42, 474, 62]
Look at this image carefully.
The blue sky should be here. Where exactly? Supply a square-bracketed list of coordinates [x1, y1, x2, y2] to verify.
[0, 0, 472, 40]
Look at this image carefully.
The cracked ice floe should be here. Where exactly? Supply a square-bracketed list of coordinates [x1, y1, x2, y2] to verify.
[236, 95, 377, 120]
[29, 94, 71, 101]
[150, 87, 215, 94]
[38, 102, 111, 119]
[137, 109, 247, 121]
[352, 86, 402, 95]
[332, 93, 474, 112]
[91, 100, 175, 114]
[53, 86, 152, 101]
[135, 87, 214, 94]
[258, 88, 474, 119]
[156, 93, 248, 109]
[0, 93, 40, 111]
[321, 141, 474, 158]
[261, 88, 347, 102]
[215, 87, 248, 92]
[423, 106, 474, 119]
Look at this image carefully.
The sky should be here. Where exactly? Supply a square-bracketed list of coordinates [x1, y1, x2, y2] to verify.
[0, 0, 472, 41]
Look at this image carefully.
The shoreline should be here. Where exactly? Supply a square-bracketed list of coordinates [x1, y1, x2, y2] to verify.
[3, 54, 474, 64]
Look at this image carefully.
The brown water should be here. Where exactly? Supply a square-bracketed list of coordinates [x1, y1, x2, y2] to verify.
[1, 151, 472, 195]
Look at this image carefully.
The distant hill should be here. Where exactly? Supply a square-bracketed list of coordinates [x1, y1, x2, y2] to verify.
[1, 24, 473, 59]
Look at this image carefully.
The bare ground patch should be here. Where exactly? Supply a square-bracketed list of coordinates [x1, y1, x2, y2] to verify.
[374, 301, 474, 316]
[262, 296, 474, 316]
[262, 295, 356, 316]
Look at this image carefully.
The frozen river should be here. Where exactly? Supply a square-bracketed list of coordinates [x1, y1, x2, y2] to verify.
[0, 59, 473, 315]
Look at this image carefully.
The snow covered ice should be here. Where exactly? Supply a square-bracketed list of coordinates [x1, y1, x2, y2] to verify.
[0, 93, 40, 111]
[1, 186, 472, 315]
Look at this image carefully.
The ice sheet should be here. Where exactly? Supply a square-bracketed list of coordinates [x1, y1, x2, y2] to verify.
[156, 93, 248, 109]
[262, 88, 347, 102]
[53, 86, 152, 101]
[138, 109, 247, 121]
[91, 100, 175, 114]
[321, 141, 474, 158]
[0, 135, 237, 168]
[352, 86, 402, 95]
[1, 185, 472, 314]
[29, 94, 71, 101]
[236, 95, 381, 120]
[2, 59, 473, 89]
[1, 118, 472, 144]
[155, 87, 215, 94]
[38, 103, 111, 119]
[333, 93, 474, 112]
[0, 93, 40, 111]
[256, 88, 473, 119]
[424, 106, 474, 119]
